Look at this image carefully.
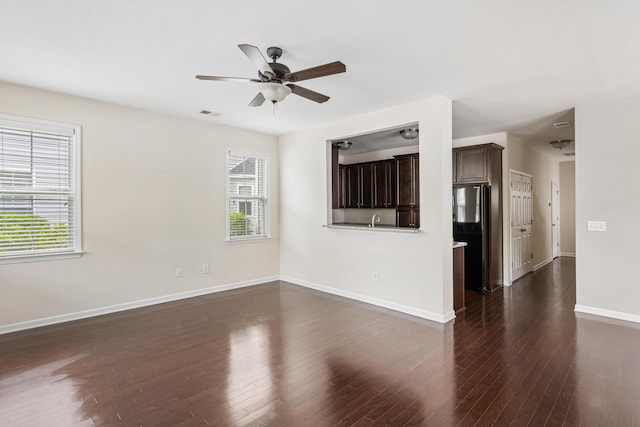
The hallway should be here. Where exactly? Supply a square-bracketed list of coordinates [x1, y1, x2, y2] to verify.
[1, 258, 639, 425]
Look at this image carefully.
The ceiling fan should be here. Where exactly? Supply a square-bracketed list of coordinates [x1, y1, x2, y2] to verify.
[196, 44, 346, 107]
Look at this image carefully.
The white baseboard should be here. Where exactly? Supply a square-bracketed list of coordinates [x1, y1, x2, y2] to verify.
[560, 252, 576, 258]
[0, 276, 279, 335]
[533, 257, 554, 271]
[574, 305, 640, 324]
[280, 275, 455, 324]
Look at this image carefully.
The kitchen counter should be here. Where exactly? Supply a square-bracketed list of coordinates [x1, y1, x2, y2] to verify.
[324, 223, 421, 234]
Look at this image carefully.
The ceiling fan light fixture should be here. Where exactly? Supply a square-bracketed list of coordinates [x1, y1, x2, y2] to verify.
[400, 128, 419, 140]
[259, 82, 291, 103]
[549, 139, 572, 150]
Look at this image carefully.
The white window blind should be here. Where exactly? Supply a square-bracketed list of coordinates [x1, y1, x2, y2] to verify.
[227, 150, 268, 240]
[0, 115, 81, 260]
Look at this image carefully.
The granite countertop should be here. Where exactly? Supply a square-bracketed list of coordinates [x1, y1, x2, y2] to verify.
[324, 223, 421, 234]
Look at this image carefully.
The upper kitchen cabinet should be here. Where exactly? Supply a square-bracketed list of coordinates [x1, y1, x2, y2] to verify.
[395, 153, 419, 228]
[346, 162, 373, 208]
[453, 143, 503, 184]
[372, 160, 396, 208]
[331, 145, 341, 208]
[395, 153, 419, 207]
[337, 164, 347, 208]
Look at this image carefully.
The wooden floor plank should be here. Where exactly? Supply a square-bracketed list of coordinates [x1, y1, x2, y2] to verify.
[2, 258, 640, 426]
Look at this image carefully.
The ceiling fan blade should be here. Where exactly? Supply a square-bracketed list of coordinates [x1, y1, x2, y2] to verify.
[249, 92, 266, 107]
[285, 61, 346, 83]
[286, 84, 330, 103]
[238, 44, 275, 78]
[196, 75, 261, 83]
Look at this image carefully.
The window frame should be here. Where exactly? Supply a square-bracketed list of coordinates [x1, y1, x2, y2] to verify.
[225, 149, 270, 242]
[0, 113, 82, 264]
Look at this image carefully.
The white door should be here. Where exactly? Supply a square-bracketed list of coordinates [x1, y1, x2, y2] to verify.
[511, 170, 533, 281]
[551, 181, 559, 259]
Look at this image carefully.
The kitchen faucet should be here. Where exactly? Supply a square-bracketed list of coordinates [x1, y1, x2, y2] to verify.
[370, 214, 381, 228]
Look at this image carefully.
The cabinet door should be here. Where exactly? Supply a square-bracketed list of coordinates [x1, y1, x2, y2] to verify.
[453, 246, 465, 311]
[373, 161, 395, 208]
[452, 152, 457, 183]
[338, 164, 346, 208]
[331, 146, 340, 208]
[396, 156, 413, 206]
[346, 165, 360, 208]
[360, 163, 373, 208]
[346, 163, 372, 208]
[372, 161, 385, 208]
[396, 154, 418, 207]
[455, 147, 487, 182]
[396, 207, 419, 228]
[412, 155, 419, 207]
[386, 160, 396, 208]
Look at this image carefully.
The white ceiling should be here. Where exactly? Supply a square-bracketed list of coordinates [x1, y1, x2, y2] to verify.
[1, 1, 637, 160]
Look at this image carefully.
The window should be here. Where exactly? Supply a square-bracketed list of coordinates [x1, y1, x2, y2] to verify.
[238, 201, 252, 216]
[226, 150, 268, 240]
[0, 114, 81, 262]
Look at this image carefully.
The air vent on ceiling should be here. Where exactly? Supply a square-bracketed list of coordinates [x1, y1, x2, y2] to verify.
[200, 110, 222, 117]
[552, 121, 572, 129]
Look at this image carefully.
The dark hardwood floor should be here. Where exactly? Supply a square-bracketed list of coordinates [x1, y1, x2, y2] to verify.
[1, 257, 640, 426]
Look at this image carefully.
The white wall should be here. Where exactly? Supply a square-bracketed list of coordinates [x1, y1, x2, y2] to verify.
[279, 97, 454, 322]
[0, 82, 280, 330]
[575, 96, 640, 321]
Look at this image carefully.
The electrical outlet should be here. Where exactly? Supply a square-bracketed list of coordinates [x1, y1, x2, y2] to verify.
[373, 272, 379, 282]
[176, 268, 183, 278]
[202, 264, 209, 274]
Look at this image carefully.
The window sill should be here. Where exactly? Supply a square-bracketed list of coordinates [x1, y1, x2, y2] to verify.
[226, 236, 272, 244]
[0, 251, 84, 265]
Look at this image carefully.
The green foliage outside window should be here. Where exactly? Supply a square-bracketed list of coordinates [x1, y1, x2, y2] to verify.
[229, 212, 253, 236]
[0, 212, 69, 252]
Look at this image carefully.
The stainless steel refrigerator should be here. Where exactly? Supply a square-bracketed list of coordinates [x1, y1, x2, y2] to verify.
[453, 185, 490, 291]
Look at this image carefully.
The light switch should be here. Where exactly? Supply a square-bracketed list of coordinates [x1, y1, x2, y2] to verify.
[587, 220, 607, 232]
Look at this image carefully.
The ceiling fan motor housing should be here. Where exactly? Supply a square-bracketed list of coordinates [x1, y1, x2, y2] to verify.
[257, 47, 290, 81]
[262, 62, 291, 81]
[266, 46, 282, 61]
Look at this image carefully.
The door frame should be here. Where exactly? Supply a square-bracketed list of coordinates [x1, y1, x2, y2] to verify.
[551, 181, 559, 259]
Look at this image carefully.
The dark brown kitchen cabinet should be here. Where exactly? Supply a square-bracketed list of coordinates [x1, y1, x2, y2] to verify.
[346, 163, 373, 208]
[372, 160, 396, 208]
[395, 153, 419, 228]
[395, 153, 419, 207]
[337, 164, 347, 208]
[396, 207, 419, 228]
[331, 146, 340, 208]
[453, 245, 465, 312]
[453, 143, 502, 183]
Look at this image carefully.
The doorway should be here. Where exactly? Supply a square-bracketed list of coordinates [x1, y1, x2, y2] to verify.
[510, 170, 533, 281]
